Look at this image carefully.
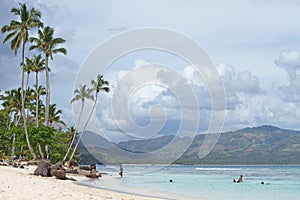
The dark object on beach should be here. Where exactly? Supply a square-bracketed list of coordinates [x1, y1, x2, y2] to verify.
[90, 164, 96, 171]
[261, 182, 264, 184]
[52, 170, 66, 179]
[34, 160, 51, 177]
[79, 165, 91, 171]
[0, 160, 9, 166]
[50, 162, 66, 180]
[65, 167, 79, 174]
[233, 179, 236, 183]
[68, 159, 78, 167]
[85, 173, 101, 179]
[170, 179, 173, 182]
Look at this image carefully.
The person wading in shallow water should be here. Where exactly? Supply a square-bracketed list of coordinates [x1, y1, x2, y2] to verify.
[119, 165, 123, 177]
[237, 175, 243, 183]
[233, 175, 243, 183]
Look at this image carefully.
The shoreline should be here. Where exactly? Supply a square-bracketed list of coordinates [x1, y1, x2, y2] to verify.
[0, 165, 161, 200]
[79, 174, 184, 200]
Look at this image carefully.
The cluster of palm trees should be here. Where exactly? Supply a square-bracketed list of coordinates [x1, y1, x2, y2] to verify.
[1, 3, 67, 159]
[65, 75, 110, 162]
[0, 3, 110, 163]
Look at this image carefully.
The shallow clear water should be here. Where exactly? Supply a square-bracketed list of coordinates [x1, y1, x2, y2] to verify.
[94, 165, 300, 200]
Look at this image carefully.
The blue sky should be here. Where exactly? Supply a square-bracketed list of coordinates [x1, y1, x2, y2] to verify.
[1, 0, 300, 142]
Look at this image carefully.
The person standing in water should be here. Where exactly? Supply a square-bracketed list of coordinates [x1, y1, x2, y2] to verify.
[237, 175, 243, 183]
[119, 165, 123, 177]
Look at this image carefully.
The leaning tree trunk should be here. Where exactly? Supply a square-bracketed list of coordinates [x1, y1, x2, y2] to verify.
[38, 143, 44, 159]
[45, 56, 50, 126]
[45, 144, 50, 160]
[69, 95, 98, 161]
[21, 42, 37, 159]
[62, 101, 84, 162]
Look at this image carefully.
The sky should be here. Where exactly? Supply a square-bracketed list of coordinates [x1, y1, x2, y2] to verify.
[1, 0, 300, 142]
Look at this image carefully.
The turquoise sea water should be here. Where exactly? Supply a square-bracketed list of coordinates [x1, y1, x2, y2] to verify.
[88, 165, 300, 200]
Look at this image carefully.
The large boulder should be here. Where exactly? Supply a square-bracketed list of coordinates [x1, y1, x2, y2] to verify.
[34, 160, 51, 177]
[50, 161, 67, 180]
[51, 170, 66, 180]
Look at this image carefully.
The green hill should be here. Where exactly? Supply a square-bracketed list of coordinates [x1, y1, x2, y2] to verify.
[79, 125, 300, 165]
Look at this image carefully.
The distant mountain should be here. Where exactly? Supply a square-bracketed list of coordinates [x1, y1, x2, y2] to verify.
[179, 125, 300, 164]
[79, 125, 300, 165]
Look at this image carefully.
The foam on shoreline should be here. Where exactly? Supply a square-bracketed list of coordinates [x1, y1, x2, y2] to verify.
[79, 173, 186, 200]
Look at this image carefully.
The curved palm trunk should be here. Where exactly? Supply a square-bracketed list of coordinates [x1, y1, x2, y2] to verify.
[45, 56, 50, 126]
[35, 72, 39, 127]
[62, 101, 84, 162]
[69, 95, 98, 161]
[21, 42, 37, 159]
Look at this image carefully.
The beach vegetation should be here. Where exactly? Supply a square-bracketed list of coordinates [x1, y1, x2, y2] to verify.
[68, 75, 110, 162]
[29, 26, 67, 127]
[1, 3, 109, 165]
[1, 3, 44, 159]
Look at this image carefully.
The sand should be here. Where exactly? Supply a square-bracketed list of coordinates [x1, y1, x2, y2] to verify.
[0, 165, 160, 200]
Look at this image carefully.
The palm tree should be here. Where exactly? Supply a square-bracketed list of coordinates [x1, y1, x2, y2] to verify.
[31, 54, 45, 127]
[25, 87, 36, 121]
[69, 75, 109, 162]
[1, 3, 43, 159]
[1, 88, 22, 126]
[48, 103, 66, 127]
[62, 84, 94, 162]
[29, 26, 67, 126]
[66, 126, 77, 146]
[24, 57, 34, 90]
[1, 88, 22, 157]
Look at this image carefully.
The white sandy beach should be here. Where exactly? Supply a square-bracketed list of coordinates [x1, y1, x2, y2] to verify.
[0, 165, 160, 200]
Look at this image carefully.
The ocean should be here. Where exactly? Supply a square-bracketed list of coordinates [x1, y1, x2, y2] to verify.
[83, 165, 300, 200]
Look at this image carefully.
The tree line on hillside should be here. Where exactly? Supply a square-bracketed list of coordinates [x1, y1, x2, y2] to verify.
[0, 3, 109, 164]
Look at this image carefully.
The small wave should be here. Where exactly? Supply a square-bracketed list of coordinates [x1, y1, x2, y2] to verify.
[195, 167, 240, 171]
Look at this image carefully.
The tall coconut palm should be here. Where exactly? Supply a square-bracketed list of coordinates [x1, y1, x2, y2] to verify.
[31, 54, 45, 127]
[69, 75, 109, 162]
[62, 84, 94, 162]
[29, 26, 67, 126]
[1, 3, 43, 159]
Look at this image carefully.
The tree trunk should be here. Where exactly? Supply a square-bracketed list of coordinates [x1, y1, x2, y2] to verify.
[15, 112, 21, 126]
[26, 72, 30, 90]
[62, 101, 84, 162]
[35, 72, 39, 127]
[10, 134, 15, 158]
[45, 144, 50, 160]
[38, 143, 44, 159]
[9, 113, 15, 158]
[45, 56, 50, 126]
[21, 42, 37, 159]
[69, 94, 98, 161]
